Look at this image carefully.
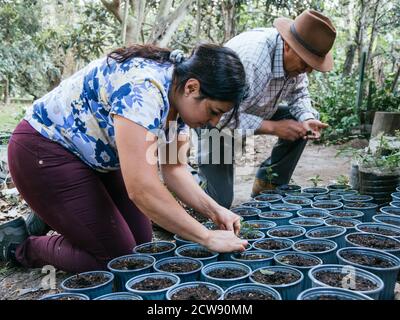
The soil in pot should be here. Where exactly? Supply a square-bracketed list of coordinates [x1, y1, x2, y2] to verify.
[286, 199, 308, 205]
[328, 220, 357, 228]
[158, 262, 200, 273]
[383, 208, 400, 215]
[348, 234, 400, 250]
[347, 203, 374, 208]
[110, 258, 151, 271]
[358, 226, 400, 237]
[295, 220, 321, 226]
[233, 252, 271, 260]
[232, 208, 258, 216]
[252, 270, 300, 285]
[180, 248, 214, 258]
[340, 252, 396, 268]
[136, 243, 174, 254]
[314, 271, 378, 291]
[255, 240, 290, 251]
[262, 212, 288, 218]
[52, 296, 86, 301]
[277, 254, 319, 267]
[331, 211, 360, 218]
[295, 243, 334, 252]
[225, 290, 276, 300]
[269, 229, 302, 237]
[239, 230, 263, 240]
[314, 204, 340, 209]
[130, 277, 174, 291]
[64, 274, 109, 289]
[310, 230, 342, 238]
[170, 285, 221, 300]
[207, 268, 247, 279]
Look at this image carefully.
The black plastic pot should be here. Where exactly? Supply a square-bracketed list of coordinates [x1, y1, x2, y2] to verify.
[358, 170, 400, 204]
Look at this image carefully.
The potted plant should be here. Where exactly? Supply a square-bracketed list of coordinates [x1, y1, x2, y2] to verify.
[297, 287, 372, 300]
[250, 266, 304, 300]
[175, 243, 219, 265]
[282, 196, 313, 208]
[93, 292, 143, 300]
[230, 206, 261, 221]
[60, 271, 114, 299]
[166, 282, 224, 300]
[324, 218, 361, 235]
[107, 254, 155, 291]
[40, 293, 90, 300]
[276, 184, 302, 193]
[285, 191, 314, 199]
[305, 226, 347, 248]
[254, 194, 282, 204]
[267, 225, 306, 241]
[200, 261, 252, 290]
[297, 208, 330, 219]
[308, 264, 384, 300]
[345, 232, 400, 258]
[311, 200, 343, 211]
[258, 211, 293, 226]
[289, 217, 325, 231]
[223, 283, 282, 300]
[238, 228, 265, 244]
[253, 238, 294, 254]
[328, 209, 365, 222]
[154, 257, 203, 283]
[303, 175, 329, 196]
[263, 166, 279, 192]
[293, 238, 338, 264]
[343, 202, 379, 222]
[133, 241, 176, 261]
[270, 203, 302, 214]
[244, 220, 277, 235]
[337, 247, 400, 300]
[231, 251, 274, 271]
[241, 200, 270, 212]
[274, 252, 322, 289]
[125, 272, 180, 300]
[373, 214, 400, 227]
[355, 222, 400, 240]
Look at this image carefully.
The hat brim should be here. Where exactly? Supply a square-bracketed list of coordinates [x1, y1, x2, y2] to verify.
[273, 17, 334, 72]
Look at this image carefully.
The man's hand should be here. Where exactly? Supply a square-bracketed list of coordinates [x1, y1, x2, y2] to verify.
[302, 119, 329, 140]
[269, 119, 307, 141]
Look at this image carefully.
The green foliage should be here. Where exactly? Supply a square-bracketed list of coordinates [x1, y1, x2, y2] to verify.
[265, 167, 278, 185]
[336, 175, 350, 186]
[308, 174, 323, 187]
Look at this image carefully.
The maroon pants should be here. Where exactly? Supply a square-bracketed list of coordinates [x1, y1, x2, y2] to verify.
[8, 120, 152, 273]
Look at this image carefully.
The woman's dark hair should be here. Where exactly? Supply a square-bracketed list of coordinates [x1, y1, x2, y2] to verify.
[108, 44, 247, 128]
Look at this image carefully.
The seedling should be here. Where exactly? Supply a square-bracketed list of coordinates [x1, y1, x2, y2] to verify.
[308, 175, 323, 187]
[265, 167, 278, 186]
[336, 174, 350, 186]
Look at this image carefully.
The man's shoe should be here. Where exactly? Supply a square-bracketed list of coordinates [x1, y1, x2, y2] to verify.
[0, 217, 29, 261]
[251, 178, 277, 198]
[25, 211, 51, 236]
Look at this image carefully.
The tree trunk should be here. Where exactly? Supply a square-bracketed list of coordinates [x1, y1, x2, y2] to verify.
[366, 0, 379, 70]
[3, 78, 10, 104]
[391, 64, 400, 93]
[221, 0, 236, 43]
[371, 112, 400, 138]
[356, 0, 368, 66]
[343, 0, 356, 75]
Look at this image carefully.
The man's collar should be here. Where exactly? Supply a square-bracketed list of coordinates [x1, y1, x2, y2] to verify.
[272, 34, 286, 79]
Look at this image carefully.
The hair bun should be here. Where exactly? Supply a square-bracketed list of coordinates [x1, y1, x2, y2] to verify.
[169, 49, 185, 64]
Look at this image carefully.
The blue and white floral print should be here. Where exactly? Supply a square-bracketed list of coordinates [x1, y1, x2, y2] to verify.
[25, 57, 188, 171]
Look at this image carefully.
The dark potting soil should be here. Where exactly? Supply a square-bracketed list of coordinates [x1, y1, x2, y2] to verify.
[277, 254, 320, 267]
[314, 204, 339, 209]
[252, 270, 300, 285]
[382, 220, 400, 227]
[110, 258, 151, 270]
[258, 196, 279, 201]
[234, 209, 257, 216]
[275, 207, 297, 211]
[303, 213, 325, 218]
[359, 226, 400, 237]
[248, 222, 270, 228]
[131, 277, 175, 291]
[180, 248, 214, 258]
[295, 243, 333, 252]
[170, 285, 221, 300]
[331, 212, 358, 218]
[310, 229, 342, 238]
[295, 220, 320, 226]
[234, 252, 271, 260]
[340, 252, 395, 268]
[255, 240, 290, 250]
[347, 202, 372, 208]
[136, 243, 174, 254]
[348, 234, 400, 250]
[246, 203, 268, 209]
[263, 212, 287, 218]
[225, 290, 276, 300]
[383, 209, 400, 215]
[314, 271, 378, 291]
[64, 274, 110, 289]
[286, 199, 307, 205]
[328, 220, 356, 228]
[313, 295, 348, 300]
[239, 231, 263, 240]
[269, 229, 302, 238]
[158, 262, 200, 273]
[54, 296, 86, 300]
[207, 268, 247, 279]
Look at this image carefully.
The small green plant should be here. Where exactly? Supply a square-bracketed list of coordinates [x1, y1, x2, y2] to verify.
[265, 167, 278, 186]
[308, 175, 323, 187]
[336, 175, 350, 186]
[239, 222, 258, 239]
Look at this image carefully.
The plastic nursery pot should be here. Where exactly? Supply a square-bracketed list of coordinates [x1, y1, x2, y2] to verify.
[380, 206, 400, 217]
[93, 292, 143, 300]
[345, 232, 400, 258]
[200, 261, 252, 290]
[126, 272, 180, 300]
[173, 234, 195, 247]
[355, 222, 400, 240]
[166, 281, 224, 300]
[218, 243, 252, 262]
[274, 252, 322, 290]
[324, 218, 361, 236]
[230, 250, 275, 271]
[154, 257, 203, 283]
[276, 184, 302, 193]
[311, 200, 343, 211]
[244, 220, 277, 236]
[297, 287, 372, 300]
[330, 190, 359, 197]
[285, 192, 315, 199]
[133, 241, 176, 261]
[270, 203, 302, 215]
[223, 283, 282, 300]
[293, 239, 338, 264]
[392, 192, 400, 202]
[297, 208, 330, 220]
[397, 186, 400, 192]
[306, 226, 347, 249]
[282, 196, 313, 208]
[308, 264, 385, 300]
[258, 211, 293, 226]
[342, 195, 374, 205]
[390, 201, 400, 208]
[107, 254, 156, 291]
[289, 217, 325, 231]
[328, 210, 365, 222]
[254, 194, 282, 204]
[267, 225, 306, 241]
[314, 195, 342, 202]
[343, 202, 379, 222]
[175, 244, 219, 266]
[40, 293, 90, 300]
[337, 247, 400, 300]
[302, 187, 329, 197]
[238, 229, 265, 244]
[252, 238, 294, 254]
[61, 271, 114, 299]
[250, 266, 304, 300]
[230, 206, 261, 222]
[373, 214, 400, 227]
[260, 189, 284, 196]
[327, 184, 351, 192]
[241, 201, 270, 213]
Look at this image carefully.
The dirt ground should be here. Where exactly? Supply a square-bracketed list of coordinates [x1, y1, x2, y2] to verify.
[1, 135, 399, 300]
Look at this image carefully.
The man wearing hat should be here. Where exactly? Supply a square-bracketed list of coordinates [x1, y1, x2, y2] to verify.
[195, 9, 336, 208]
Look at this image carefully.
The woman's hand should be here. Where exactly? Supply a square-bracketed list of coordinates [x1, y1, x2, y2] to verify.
[212, 206, 242, 235]
[202, 229, 248, 253]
